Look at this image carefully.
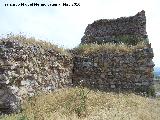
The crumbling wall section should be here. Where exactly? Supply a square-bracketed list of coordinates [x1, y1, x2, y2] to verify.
[72, 44, 154, 92]
[0, 39, 73, 114]
[81, 10, 147, 44]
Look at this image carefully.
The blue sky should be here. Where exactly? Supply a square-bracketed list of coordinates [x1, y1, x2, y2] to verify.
[0, 0, 160, 67]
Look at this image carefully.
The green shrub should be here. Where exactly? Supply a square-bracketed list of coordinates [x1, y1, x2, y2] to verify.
[146, 85, 156, 97]
[114, 35, 148, 45]
[18, 115, 28, 120]
[64, 83, 91, 118]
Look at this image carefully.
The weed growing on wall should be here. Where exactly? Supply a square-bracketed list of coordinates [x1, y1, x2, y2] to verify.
[72, 41, 148, 56]
[113, 35, 148, 45]
[0, 33, 71, 57]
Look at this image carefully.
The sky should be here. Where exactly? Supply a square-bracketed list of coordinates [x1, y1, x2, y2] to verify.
[0, 0, 160, 67]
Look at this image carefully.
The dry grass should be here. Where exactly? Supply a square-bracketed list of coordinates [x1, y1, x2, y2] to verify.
[0, 33, 71, 57]
[1, 87, 160, 120]
[73, 42, 148, 56]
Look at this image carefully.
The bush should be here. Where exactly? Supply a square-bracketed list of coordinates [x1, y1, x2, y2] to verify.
[146, 85, 156, 97]
[114, 35, 148, 45]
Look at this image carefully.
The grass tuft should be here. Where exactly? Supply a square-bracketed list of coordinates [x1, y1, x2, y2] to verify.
[72, 41, 148, 56]
[0, 33, 71, 57]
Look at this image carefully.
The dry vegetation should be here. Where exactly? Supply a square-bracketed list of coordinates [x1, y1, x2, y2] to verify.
[0, 34, 147, 58]
[72, 41, 148, 56]
[1, 87, 160, 120]
[0, 34, 71, 57]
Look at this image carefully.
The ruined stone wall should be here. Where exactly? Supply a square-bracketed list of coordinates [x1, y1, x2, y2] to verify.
[72, 43, 154, 92]
[81, 10, 147, 44]
[0, 39, 73, 114]
[76, 10, 155, 93]
[0, 10, 155, 115]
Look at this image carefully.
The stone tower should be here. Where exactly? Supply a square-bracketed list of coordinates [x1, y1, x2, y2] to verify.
[81, 10, 147, 45]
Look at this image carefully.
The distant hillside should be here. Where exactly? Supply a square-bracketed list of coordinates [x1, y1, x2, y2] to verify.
[154, 67, 160, 77]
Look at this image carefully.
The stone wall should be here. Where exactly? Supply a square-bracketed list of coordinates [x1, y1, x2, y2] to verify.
[72, 43, 154, 92]
[77, 10, 155, 93]
[81, 10, 147, 45]
[0, 38, 73, 114]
